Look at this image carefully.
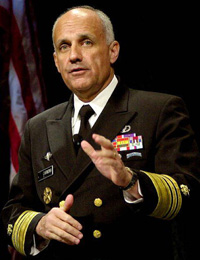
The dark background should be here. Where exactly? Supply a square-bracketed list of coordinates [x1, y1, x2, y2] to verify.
[32, 1, 199, 143]
[1, 1, 199, 258]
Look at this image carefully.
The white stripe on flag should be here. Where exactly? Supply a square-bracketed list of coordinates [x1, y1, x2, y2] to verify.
[9, 60, 28, 137]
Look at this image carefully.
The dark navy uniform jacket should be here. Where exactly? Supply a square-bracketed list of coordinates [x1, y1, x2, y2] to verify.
[2, 80, 200, 259]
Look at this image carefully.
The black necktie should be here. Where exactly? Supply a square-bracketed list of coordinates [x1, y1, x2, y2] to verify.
[79, 105, 94, 140]
[73, 105, 94, 151]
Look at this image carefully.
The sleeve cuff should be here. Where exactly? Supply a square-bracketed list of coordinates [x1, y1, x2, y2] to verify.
[123, 180, 144, 204]
[30, 234, 50, 256]
[140, 170, 182, 220]
[11, 211, 44, 256]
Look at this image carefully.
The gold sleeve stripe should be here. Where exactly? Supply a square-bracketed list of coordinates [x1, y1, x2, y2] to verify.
[162, 175, 182, 219]
[142, 171, 182, 220]
[11, 210, 40, 256]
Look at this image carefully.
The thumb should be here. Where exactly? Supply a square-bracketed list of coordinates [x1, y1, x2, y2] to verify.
[59, 194, 74, 212]
[81, 140, 95, 158]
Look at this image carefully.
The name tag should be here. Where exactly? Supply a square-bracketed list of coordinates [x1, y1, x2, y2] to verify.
[38, 165, 54, 182]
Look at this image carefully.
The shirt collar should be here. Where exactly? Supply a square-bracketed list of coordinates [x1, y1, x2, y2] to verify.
[73, 75, 118, 121]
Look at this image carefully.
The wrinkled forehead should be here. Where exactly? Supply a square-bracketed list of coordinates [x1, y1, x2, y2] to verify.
[53, 8, 105, 43]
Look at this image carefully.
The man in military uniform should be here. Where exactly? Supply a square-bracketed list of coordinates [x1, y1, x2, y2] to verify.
[2, 5, 200, 260]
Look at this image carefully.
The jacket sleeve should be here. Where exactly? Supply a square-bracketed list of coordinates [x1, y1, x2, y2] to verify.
[130, 96, 200, 220]
[1, 120, 45, 256]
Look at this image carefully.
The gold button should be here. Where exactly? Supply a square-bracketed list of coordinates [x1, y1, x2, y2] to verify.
[59, 200, 65, 208]
[93, 230, 102, 238]
[94, 198, 103, 207]
[43, 187, 52, 204]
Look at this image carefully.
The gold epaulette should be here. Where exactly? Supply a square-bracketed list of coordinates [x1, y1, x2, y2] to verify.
[142, 171, 182, 220]
[11, 210, 40, 255]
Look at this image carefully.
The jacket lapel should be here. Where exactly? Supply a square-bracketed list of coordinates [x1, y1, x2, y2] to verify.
[64, 82, 137, 191]
[46, 96, 76, 179]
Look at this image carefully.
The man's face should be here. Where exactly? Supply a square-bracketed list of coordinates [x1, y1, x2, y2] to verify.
[53, 8, 119, 101]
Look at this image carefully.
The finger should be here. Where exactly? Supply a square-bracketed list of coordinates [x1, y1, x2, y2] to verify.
[61, 194, 74, 212]
[37, 209, 83, 243]
[92, 134, 114, 150]
[59, 195, 82, 230]
[81, 140, 96, 157]
[57, 210, 83, 231]
[47, 226, 82, 245]
[93, 134, 121, 160]
[58, 221, 83, 240]
[81, 136, 119, 162]
[43, 207, 83, 232]
[94, 156, 117, 167]
[95, 148, 117, 159]
[51, 217, 83, 242]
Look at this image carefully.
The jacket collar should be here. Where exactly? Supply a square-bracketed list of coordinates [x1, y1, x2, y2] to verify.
[46, 80, 137, 187]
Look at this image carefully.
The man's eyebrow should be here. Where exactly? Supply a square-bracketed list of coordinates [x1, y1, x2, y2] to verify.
[56, 39, 68, 45]
[78, 33, 96, 40]
[54, 39, 68, 49]
[56, 33, 96, 45]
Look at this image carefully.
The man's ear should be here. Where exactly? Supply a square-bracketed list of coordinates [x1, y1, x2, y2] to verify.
[53, 52, 60, 73]
[109, 41, 120, 65]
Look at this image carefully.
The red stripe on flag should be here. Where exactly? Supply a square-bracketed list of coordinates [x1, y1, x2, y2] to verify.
[9, 113, 21, 173]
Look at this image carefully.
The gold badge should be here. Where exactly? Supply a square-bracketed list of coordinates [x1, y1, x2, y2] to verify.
[43, 187, 52, 204]
[180, 184, 190, 196]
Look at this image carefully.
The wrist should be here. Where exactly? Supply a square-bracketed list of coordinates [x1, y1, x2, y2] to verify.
[119, 167, 138, 191]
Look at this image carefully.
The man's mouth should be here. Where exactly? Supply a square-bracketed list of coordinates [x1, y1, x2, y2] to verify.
[69, 67, 88, 74]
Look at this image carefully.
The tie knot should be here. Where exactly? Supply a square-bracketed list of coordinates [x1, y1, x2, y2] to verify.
[79, 105, 94, 121]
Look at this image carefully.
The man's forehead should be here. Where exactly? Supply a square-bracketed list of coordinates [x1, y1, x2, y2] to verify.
[54, 9, 104, 41]
[58, 8, 101, 29]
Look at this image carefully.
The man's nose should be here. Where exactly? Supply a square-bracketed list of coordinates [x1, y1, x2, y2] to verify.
[69, 44, 82, 63]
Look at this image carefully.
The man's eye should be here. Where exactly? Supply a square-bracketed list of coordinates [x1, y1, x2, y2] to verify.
[83, 40, 92, 46]
[59, 44, 69, 51]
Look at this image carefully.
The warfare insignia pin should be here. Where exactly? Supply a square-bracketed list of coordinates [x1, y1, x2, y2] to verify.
[121, 125, 131, 133]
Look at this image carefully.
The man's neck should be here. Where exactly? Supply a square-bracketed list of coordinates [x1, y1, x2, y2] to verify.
[74, 71, 115, 103]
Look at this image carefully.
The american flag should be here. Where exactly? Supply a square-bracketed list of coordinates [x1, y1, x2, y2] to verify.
[0, 0, 46, 186]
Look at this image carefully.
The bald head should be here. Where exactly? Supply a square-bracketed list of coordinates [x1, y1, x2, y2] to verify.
[52, 6, 115, 48]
